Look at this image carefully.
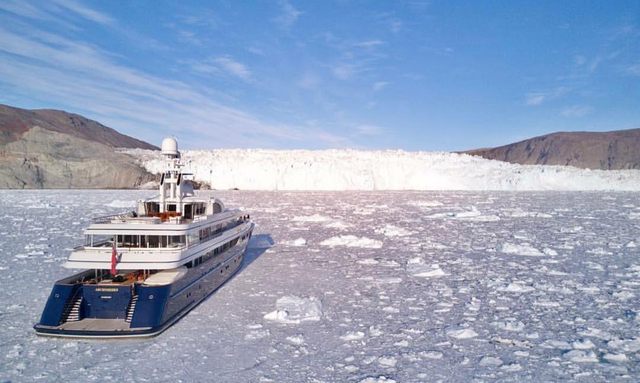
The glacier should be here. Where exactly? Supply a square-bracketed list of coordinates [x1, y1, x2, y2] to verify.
[1, 189, 639, 382]
[126, 148, 640, 191]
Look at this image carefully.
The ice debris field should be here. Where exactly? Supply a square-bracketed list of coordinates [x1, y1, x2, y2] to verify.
[127, 148, 640, 191]
[1, 190, 640, 382]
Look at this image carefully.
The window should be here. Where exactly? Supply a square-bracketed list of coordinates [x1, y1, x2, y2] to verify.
[188, 232, 199, 246]
[145, 202, 160, 215]
[88, 234, 112, 247]
[199, 227, 211, 241]
[169, 235, 185, 247]
[147, 235, 159, 248]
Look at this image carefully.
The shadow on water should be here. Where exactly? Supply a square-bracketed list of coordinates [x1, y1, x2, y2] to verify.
[242, 234, 274, 271]
[142, 234, 274, 340]
[107, 234, 274, 342]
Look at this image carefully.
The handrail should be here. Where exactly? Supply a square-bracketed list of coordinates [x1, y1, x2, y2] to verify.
[92, 212, 134, 224]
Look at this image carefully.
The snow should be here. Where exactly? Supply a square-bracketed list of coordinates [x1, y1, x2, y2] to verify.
[1, 189, 640, 382]
[127, 148, 640, 191]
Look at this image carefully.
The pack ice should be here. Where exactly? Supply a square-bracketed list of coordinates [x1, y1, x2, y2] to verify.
[1, 189, 639, 382]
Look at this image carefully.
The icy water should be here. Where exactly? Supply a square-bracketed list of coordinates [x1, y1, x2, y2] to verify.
[1, 190, 639, 382]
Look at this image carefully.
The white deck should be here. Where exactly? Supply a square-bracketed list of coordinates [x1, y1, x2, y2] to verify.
[144, 267, 188, 286]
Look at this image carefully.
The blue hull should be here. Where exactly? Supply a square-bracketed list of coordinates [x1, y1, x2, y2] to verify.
[34, 228, 252, 338]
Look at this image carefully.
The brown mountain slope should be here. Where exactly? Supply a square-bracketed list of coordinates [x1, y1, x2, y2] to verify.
[0, 104, 158, 149]
[0, 104, 158, 188]
[465, 129, 640, 170]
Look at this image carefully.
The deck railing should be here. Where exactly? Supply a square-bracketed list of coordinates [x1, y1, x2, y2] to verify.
[91, 212, 133, 224]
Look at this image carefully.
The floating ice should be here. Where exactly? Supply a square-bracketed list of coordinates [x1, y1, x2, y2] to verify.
[324, 220, 352, 229]
[5, 190, 640, 382]
[421, 351, 444, 359]
[106, 200, 136, 208]
[320, 235, 383, 249]
[377, 356, 397, 368]
[375, 224, 412, 237]
[357, 258, 379, 265]
[572, 339, 595, 350]
[282, 238, 307, 247]
[245, 329, 270, 340]
[358, 377, 396, 383]
[285, 335, 305, 345]
[479, 356, 503, 366]
[503, 209, 553, 218]
[607, 337, 640, 353]
[501, 282, 536, 293]
[493, 320, 525, 332]
[563, 350, 599, 363]
[446, 327, 478, 339]
[407, 200, 443, 208]
[340, 331, 365, 341]
[263, 296, 323, 324]
[499, 243, 544, 257]
[603, 353, 628, 363]
[292, 214, 331, 223]
[406, 258, 446, 278]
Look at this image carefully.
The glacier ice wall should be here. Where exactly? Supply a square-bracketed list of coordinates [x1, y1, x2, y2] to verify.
[126, 149, 640, 191]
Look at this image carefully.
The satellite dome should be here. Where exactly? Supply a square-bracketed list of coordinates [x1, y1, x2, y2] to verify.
[161, 137, 179, 156]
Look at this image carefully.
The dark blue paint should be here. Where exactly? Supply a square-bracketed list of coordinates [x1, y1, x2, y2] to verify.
[34, 226, 252, 338]
[38, 284, 79, 326]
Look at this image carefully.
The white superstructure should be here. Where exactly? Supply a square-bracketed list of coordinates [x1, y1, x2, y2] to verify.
[65, 137, 252, 270]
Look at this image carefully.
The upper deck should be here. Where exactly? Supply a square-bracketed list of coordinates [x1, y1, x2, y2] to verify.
[63, 137, 254, 270]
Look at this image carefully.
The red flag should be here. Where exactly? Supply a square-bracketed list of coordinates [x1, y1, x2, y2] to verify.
[111, 239, 117, 275]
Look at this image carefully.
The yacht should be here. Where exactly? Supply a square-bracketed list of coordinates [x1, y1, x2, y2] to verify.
[34, 138, 254, 338]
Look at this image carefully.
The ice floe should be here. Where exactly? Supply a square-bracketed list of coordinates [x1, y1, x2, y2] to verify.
[406, 257, 447, 277]
[446, 327, 478, 339]
[263, 296, 323, 324]
[319, 235, 383, 249]
[499, 242, 544, 256]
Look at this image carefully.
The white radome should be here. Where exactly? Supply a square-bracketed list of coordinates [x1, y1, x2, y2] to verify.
[161, 137, 178, 156]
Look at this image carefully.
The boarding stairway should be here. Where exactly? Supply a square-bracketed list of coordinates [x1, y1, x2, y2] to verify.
[62, 295, 83, 322]
[125, 294, 138, 323]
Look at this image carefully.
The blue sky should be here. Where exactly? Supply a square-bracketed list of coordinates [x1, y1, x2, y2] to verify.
[0, 1, 638, 150]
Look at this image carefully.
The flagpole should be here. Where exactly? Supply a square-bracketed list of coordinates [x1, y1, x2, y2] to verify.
[111, 237, 117, 276]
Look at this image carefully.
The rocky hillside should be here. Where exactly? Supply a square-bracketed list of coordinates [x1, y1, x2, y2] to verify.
[0, 104, 158, 188]
[465, 129, 640, 170]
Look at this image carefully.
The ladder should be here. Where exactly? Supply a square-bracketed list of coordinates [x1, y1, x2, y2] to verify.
[125, 295, 138, 323]
[62, 295, 83, 322]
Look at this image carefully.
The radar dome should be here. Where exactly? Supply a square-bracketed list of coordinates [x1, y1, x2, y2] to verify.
[161, 137, 179, 156]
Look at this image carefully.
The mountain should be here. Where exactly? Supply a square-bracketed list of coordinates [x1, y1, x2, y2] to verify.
[0, 104, 158, 188]
[464, 129, 640, 170]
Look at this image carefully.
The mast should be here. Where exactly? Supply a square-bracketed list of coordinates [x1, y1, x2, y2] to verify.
[159, 137, 184, 214]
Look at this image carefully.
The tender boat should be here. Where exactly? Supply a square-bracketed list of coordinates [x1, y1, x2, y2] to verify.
[34, 138, 254, 338]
